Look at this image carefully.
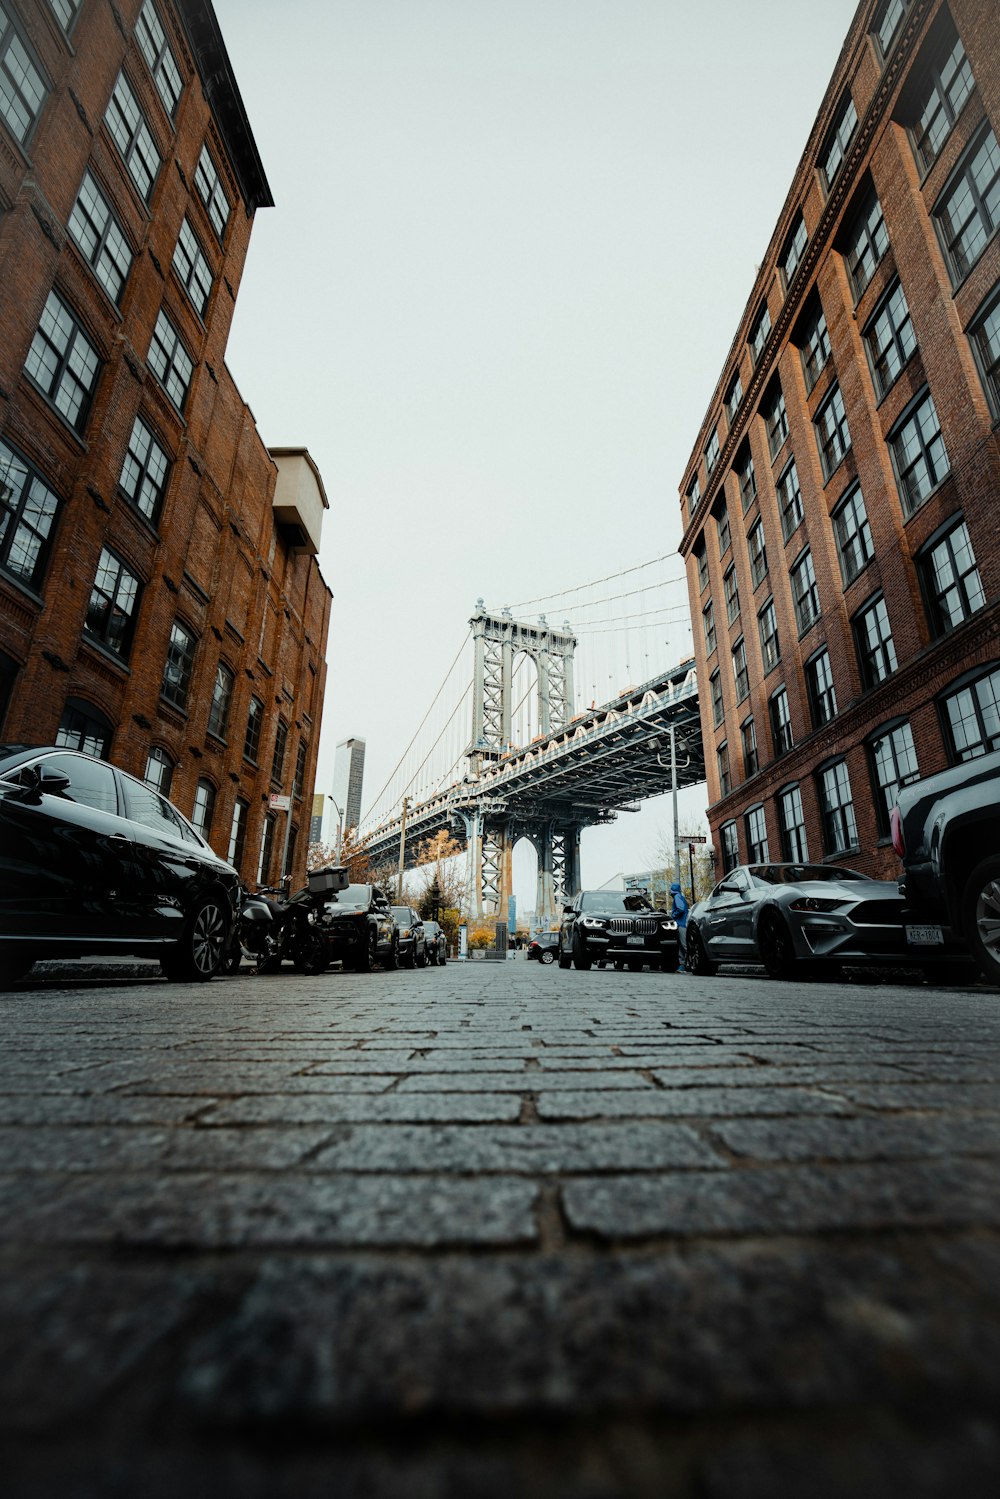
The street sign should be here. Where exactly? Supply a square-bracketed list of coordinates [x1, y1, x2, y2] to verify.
[269, 793, 291, 812]
[683, 834, 707, 844]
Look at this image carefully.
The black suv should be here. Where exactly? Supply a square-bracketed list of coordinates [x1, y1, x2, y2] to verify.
[392, 906, 427, 968]
[892, 748, 1000, 985]
[322, 884, 397, 971]
[558, 890, 678, 971]
[526, 932, 559, 964]
[0, 744, 239, 985]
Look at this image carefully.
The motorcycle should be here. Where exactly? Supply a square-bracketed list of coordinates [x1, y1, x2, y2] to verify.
[226, 866, 349, 975]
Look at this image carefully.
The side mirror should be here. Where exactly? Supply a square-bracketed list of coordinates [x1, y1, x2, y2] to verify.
[719, 880, 739, 895]
[16, 765, 70, 799]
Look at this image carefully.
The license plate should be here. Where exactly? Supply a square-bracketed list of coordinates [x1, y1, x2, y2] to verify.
[906, 924, 944, 946]
[626, 935, 645, 946]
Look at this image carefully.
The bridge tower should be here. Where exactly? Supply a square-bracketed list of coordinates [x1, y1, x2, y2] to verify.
[463, 603, 580, 924]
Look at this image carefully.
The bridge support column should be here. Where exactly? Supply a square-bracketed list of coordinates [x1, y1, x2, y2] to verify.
[536, 822, 581, 927]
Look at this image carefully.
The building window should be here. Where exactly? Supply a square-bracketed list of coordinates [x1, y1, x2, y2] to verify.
[735, 444, 756, 510]
[745, 804, 769, 863]
[747, 519, 768, 589]
[257, 811, 276, 884]
[207, 662, 234, 739]
[791, 550, 820, 633]
[782, 215, 808, 286]
[776, 459, 803, 542]
[821, 95, 858, 189]
[703, 600, 717, 656]
[715, 502, 731, 557]
[818, 760, 858, 854]
[705, 426, 720, 475]
[942, 666, 1000, 760]
[750, 304, 772, 365]
[48, 0, 82, 33]
[0, 649, 16, 735]
[806, 648, 837, 727]
[874, 0, 908, 57]
[144, 744, 173, 796]
[24, 290, 101, 433]
[68, 172, 133, 306]
[909, 18, 974, 175]
[195, 143, 230, 239]
[725, 373, 743, 425]
[192, 777, 215, 840]
[172, 218, 212, 318]
[244, 694, 263, 762]
[853, 594, 898, 688]
[228, 796, 249, 868]
[815, 383, 851, 480]
[148, 308, 193, 412]
[721, 820, 739, 874]
[0, 438, 61, 590]
[844, 186, 889, 299]
[741, 717, 759, 778]
[864, 278, 916, 398]
[161, 619, 196, 709]
[870, 721, 918, 835]
[717, 741, 732, 797]
[779, 784, 809, 862]
[920, 517, 984, 636]
[1, 3, 47, 144]
[85, 546, 141, 659]
[271, 717, 288, 784]
[723, 563, 740, 625]
[293, 740, 308, 799]
[55, 698, 113, 759]
[970, 281, 1000, 417]
[764, 384, 789, 459]
[757, 598, 780, 674]
[136, 0, 182, 118]
[770, 686, 793, 755]
[119, 415, 170, 524]
[105, 72, 161, 204]
[935, 125, 1000, 284]
[695, 539, 709, 591]
[889, 388, 949, 515]
[732, 637, 749, 703]
[709, 669, 724, 728]
[798, 298, 831, 392]
[833, 483, 874, 585]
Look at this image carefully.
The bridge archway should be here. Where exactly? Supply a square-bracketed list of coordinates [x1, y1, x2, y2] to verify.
[512, 834, 539, 929]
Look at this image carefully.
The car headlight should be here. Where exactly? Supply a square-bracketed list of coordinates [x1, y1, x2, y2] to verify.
[788, 897, 845, 913]
[581, 917, 606, 929]
[660, 920, 677, 930]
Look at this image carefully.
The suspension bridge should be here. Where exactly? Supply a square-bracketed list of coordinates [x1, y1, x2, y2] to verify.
[354, 556, 707, 923]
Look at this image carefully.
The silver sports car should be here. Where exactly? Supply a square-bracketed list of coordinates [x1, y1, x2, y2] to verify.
[685, 862, 939, 979]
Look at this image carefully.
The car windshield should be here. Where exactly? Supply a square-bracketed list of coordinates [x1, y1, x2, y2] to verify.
[748, 864, 866, 885]
[332, 884, 371, 907]
[579, 891, 654, 914]
[392, 907, 412, 926]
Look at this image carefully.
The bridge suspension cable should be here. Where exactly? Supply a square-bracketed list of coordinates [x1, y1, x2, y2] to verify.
[504, 552, 682, 612]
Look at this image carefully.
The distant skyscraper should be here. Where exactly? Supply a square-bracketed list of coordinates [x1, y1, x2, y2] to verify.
[333, 738, 366, 833]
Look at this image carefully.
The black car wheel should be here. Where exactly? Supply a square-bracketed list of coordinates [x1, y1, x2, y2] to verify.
[0, 949, 34, 987]
[402, 946, 416, 969]
[557, 941, 571, 969]
[161, 894, 229, 982]
[539, 949, 555, 965]
[294, 925, 329, 975]
[627, 958, 642, 971]
[685, 924, 717, 977]
[383, 935, 398, 971]
[416, 948, 427, 968]
[962, 855, 1000, 986]
[758, 911, 796, 980]
[572, 932, 592, 971]
[439, 948, 447, 966]
[355, 928, 377, 973]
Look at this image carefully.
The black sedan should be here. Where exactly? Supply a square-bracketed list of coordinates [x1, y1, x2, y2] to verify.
[421, 919, 448, 965]
[0, 744, 240, 985]
[526, 932, 559, 964]
[685, 862, 931, 979]
[392, 906, 427, 968]
[321, 884, 397, 971]
[558, 891, 679, 971]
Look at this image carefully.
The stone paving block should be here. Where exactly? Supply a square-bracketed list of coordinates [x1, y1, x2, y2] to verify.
[308, 1120, 721, 1173]
[829, 1082, 1000, 1113]
[561, 1159, 1000, 1240]
[5, 1171, 540, 1249]
[202, 1092, 524, 1125]
[537, 1086, 851, 1121]
[0, 1094, 217, 1126]
[708, 1113, 1000, 1163]
[396, 1070, 652, 1092]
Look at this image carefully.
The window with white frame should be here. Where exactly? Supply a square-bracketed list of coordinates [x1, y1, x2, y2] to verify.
[818, 759, 858, 854]
[144, 744, 173, 796]
[920, 517, 984, 636]
[778, 784, 808, 862]
[815, 383, 851, 479]
[833, 483, 874, 585]
[869, 721, 918, 835]
[934, 125, 1000, 284]
[889, 388, 949, 515]
[136, 0, 182, 118]
[148, 308, 193, 412]
[1, 3, 47, 144]
[24, 290, 100, 432]
[853, 594, 898, 688]
[942, 666, 1000, 761]
[194, 143, 230, 238]
[864, 278, 916, 398]
[68, 172, 133, 305]
[104, 72, 161, 203]
[0, 438, 61, 590]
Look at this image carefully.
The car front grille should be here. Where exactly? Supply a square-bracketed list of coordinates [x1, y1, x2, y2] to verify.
[607, 916, 660, 936]
[850, 899, 904, 926]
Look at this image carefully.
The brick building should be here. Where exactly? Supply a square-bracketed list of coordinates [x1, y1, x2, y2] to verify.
[679, 0, 1000, 879]
[0, 0, 332, 888]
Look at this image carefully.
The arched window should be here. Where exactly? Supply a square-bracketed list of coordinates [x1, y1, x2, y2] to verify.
[55, 698, 113, 758]
[192, 777, 216, 839]
[144, 745, 173, 796]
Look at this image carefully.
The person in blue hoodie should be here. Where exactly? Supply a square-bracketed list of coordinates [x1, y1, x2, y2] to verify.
[669, 880, 688, 972]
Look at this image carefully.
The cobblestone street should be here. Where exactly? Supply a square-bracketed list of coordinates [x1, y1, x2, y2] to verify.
[3, 958, 1000, 1496]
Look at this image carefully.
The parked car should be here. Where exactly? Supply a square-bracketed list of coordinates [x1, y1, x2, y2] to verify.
[0, 744, 240, 985]
[558, 891, 678, 971]
[526, 932, 559, 964]
[685, 862, 936, 979]
[892, 748, 1000, 984]
[392, 905, 427, 968]
[322, 883, 397, 971]
[421, 919, 448, 965]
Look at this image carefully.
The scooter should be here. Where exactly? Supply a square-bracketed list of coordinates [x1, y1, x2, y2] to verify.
[226, 866, 349, 975]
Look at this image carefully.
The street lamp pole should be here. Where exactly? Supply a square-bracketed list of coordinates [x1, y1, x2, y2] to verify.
[397, 796, 409, 900]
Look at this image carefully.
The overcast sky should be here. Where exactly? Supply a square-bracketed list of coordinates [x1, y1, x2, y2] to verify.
[213, 0, 860, 903]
